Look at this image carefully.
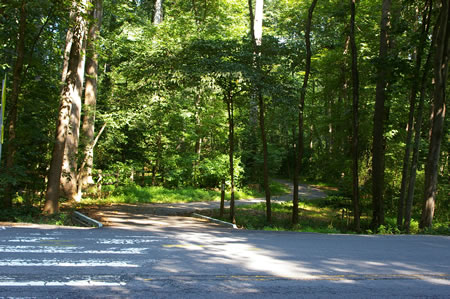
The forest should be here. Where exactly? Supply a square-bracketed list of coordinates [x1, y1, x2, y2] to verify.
[0, 0, 448, 233]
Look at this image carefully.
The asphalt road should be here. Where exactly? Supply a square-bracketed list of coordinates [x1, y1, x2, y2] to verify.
[0, 223, 449, 298]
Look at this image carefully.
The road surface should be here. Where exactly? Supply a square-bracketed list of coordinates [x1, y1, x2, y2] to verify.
[0, 224, 449, 298]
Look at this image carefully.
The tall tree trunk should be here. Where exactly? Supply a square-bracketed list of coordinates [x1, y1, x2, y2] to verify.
[60, 2, 89, 201]
[293, 0, 317, 225]
[420, 0, 449, 229]
[399, 0, 433, 229]
[371, 0, 392, 228]
[3, 0, 26, 208]
[44, 0, 88, 214]
[153, 0, 163, 25]
[226, 90, 235, 224]
[253, 0, 263, 47]
[193, 95, 202, 186]
[258, 90, 271, 223]
[404, 17, 436, 232]
[80, 0, 103, 192]
[247, 0, 260, 130]
[249, 0, 271, 223]
[349, 0, 360, 232]
[61, 8, 76, 85]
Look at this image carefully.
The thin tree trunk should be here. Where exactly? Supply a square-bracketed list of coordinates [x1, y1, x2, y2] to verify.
[153, 0, 163, 25]
[405, 21, 436, 231]
[420, 0, 449, 229]
[293, 0, 317, 225]
[44, 0, 88, 214]
[404, 49, 433, 232]
[371, 0, 392, 228]
[397, 0, 432, 228]
[249, 0, 271, 223]
[61, 9, 75, 85]
[258, 91, 271, 223]
[193, 95, 202, 186]
[350, 0, 360, 232]
[226, 91, 235, 224]
[76, 122, 106, 200]
[3, 0, 26, 208]
[220, 179, 225, 218]
[80, 0, 103, 190]
[247, 0, 259, 130]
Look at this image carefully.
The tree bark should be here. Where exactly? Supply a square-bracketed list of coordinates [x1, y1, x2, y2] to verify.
[153, 0, 163, 25]
[350, 0, 361, 232]
[404, 18, 436, 233]
[226, 90, 235, 224]
[249, 0, 271, 223]
[60, 1, 89, 201]
[44, 0, 88, 214]
[3, 0, 26, 208]
[371, 0, 392, 228]
[193, 95, 202, 186]
[420, 0, 449, 229]
[258, 90, 271, 223]
[399, 0, 433, 230]
[80, 0, 103, 191]
[61, 8, 76, 84]
[293, 0, 317, 225]
[220, 179, 225, 218]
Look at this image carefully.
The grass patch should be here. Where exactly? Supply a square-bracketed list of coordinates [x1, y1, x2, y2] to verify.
[204, 201, 348, 233]
[81, 180, 290, 205]
[268, 180, 291, 196]
[204, 197, 449, 235]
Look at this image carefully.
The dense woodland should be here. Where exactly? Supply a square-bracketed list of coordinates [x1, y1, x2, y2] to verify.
[0, 0, 448, 232]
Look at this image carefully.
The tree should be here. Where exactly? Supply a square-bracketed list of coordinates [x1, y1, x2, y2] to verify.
[224, 81, 236, 224]
[153, 0, 163, 25]
[420, 0, 449, 229]
[60, 0, 89, 201]
[44, 0, 88, 213]
[248, 0, 271, 223]
[2, 0, 26, 208]
[80, 0, 103, 192]
[371, 0, 392, 228]
[349, 0, 360, 232]
[293, 0, 317, 225]
[400, 0, 434, 232]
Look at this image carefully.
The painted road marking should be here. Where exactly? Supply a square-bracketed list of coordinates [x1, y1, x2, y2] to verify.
[138, 273, 450, 282]
[163, 244, 205, 248]
[39, 240, 76, 247]
[7, 237, 57, 243]
[0, 259, 141, 267]
[0, 280, 126, 286]
[162, 244, 260, 251]
[0, 245, 147, 254]
[96, 238, 163, 245]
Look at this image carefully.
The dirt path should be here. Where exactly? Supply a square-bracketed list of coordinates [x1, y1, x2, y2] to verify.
[272, 179, 328, 202]
[80, 179, 328, 229]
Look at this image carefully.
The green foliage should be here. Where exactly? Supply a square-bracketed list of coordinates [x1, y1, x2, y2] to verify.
[207, 201, 348, 233]
[376, 224, 401, 235]
[0, 206, 72, 226]
[0, 0, 447, 230]
[422, 223, 450, 236]
[268, 180, 291, 196]
[82, 183, 262, 205]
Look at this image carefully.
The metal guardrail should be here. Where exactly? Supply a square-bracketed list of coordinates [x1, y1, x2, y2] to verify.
[72, 211, 103, 228]
[192, 213, 238, 229]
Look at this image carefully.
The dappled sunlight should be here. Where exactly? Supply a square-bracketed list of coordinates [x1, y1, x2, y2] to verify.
[421, 276, 450, 285]
[145, 229, 450, 285]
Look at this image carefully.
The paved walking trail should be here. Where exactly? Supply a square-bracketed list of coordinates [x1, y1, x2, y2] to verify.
[81, 180, 327, 229]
